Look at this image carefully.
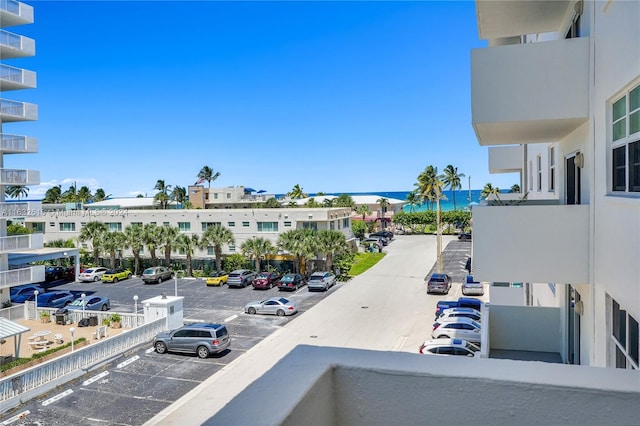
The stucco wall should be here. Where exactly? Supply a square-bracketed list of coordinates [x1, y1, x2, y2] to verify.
[489, 305, 561, 353]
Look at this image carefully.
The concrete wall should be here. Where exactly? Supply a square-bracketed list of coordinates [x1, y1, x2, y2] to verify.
[489, 305, 561, 353]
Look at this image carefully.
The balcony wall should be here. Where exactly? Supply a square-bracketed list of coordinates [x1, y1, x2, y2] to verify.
[471, 37, 589, 146]
[0, 134, 37, 153]
[0, 169, 40, 186]
[0, 265, 44, 290]
[0, 233, 43, 254]
[0, 99, 37, 121]
[0, 64, 36, 91]
[0, 0, 34, 27]
[488, 145, 523, 173]
[472, 205, 589, 284]
[0, 201, 41, 218]
[0, 29, 35, 58]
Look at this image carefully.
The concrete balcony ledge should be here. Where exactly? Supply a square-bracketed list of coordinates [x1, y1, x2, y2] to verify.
[0, 99, 37, 121]
[0, 29, 35, 58]
[0, 134, 37, 153]
[0, 168, 40, 186]
[0, 233, 43, 253]
[0, 1, 34, 27]
[0, 64, 36, 91]
[0, 265, 44, 290]
[0, 201, 41, 218]
[210, 345, 639, 426]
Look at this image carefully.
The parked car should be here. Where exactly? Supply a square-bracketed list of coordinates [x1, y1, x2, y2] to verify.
[206, 271, 229, 286]
[142, 266, 173, 284]
[363, 236, 388, 246]
[101, 268, 132, 283]
[307, 271, 337, 292]
[10, 285, 45, 303]
[252, 272, 281, 290]
[277, 273, 306, 291]
[44, 266, 66, 282]
[431, 317, 482, 345]
[370, 230, 393, 240]
[434, 297, 483, 319]
[427, 273, 452, 294]
[227, 269, 256, 288]
[153, 323, 230, 359]
[67, 295, 111, 311]
[79, 267, 109, 282]
[244, 297, 298, 316]
[33, 291, 76, 308]
[462, 275, 484, 296]
[458, 231, 472, 241]
[419, 338, 480, 356]
[435, 307, 482, 325]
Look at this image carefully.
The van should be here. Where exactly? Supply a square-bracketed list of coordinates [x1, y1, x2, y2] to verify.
[153, 323, 230, 358]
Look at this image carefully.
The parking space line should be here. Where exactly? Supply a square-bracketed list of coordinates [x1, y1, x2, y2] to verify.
[82, 371, 109, 386]
[42, 389, 73, 406]
[0, 410, 30, 425]
[117, 355, 140, 369]
[224, 314, 238, 322]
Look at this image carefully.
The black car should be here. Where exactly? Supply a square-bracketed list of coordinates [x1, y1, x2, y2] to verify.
[370, 230, 393, 240]
[458, 232, 472, 241]
[277, 273, 306, 291]
[45, 266, 66, 282]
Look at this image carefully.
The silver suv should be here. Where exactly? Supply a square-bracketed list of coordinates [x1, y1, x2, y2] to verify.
[153, 323, 230, 358]
[227, 269, 256, 288]
[142, 266, 173, 284]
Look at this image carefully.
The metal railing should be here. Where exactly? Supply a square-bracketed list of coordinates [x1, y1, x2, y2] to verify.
[0, 266, 44, 290]
[0, 0, 20, 14]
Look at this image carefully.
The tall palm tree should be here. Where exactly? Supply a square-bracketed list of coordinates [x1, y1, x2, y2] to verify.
[197, 165, 221, 188]
[287, 184, 307, 199]
[442, 165, 465, 210]
[171, 186, 187, 208]
[414, 165, 441, 210]
[176, 233, 200, 276]
[405, 191, 420, 212]
[124, 224, 145, 275]
[43, 185, 62, 204]
[322, 198, 335, 207]
[510, 184, 521, 193]
[240, 237, 274, 273]
[5, 185, 28, 200]
[61, 183, 77, 202]
[78, 221, 108, 265]
[102, 231, 126, 269]
[77, 186, 92, 203]
[158, 226, 179, 267]
[316, 230, 347, 272]
[377, 197, 390, 213]
[355, 204, 371, 220]
[143, 223, 162, 266]
[94, 188, 109, 202]
[277, 229, 316, 274]
[154, 179, 172, 209]
[200, 225, 235, 272]
[481, 183, 500, 199]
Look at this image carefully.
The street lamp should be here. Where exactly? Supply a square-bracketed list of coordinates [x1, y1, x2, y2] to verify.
[133, 295, 139, 326]
[70, 327, 76, 352]
[174, 274, 178, 297]
[33, 290, 39, 320]
[81, 293, 86, 318]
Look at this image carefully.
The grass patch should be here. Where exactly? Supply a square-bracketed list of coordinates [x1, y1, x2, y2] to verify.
[349, 252, 386, 276]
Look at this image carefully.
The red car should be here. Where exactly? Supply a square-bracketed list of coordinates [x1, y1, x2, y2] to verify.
[252, 272, 281, 290]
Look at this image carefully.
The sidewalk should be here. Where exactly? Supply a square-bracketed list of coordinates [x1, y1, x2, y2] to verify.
[147, 235, 450, 425]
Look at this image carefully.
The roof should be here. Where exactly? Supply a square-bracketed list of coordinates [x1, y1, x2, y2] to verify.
[0, 317, 31, 340]
[86, 197, 177, 209]
[285, 194, 405, 206]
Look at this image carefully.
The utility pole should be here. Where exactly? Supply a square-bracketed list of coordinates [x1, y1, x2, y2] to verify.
[468, 175, 471, 206]
[436, 189, 443, 274]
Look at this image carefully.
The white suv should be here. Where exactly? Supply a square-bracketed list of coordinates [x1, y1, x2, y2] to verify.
[431, 317, 482, 345]
[419, 338, 480, 356]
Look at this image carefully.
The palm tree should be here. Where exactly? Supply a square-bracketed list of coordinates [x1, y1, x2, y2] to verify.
[78, 221, 108, 265]
[171, 186, 187, 208]
[197, 165, 221, 188]
[176, 233, 200, 276]
[158, 226, 179, 267]
[77, 186, 92, 203]
[287, 184, 307, 199]
[124, 224, 145, 275]
[102, 231, 126, 269]
[200, 225, 235, 272]
[43, 185, 62, 204]
[322, 198, 335, 207]
[316, 230, 348, 272]
[94, 188, 109, 202]
[334, 194, 355, 208]
[277, 229, 316, 274]
[240, 237, 274, 273]
[442, 165, 465, 210]
[405, 191, 420, 212]
[414, 165, 441, 210]
[355, 204, 371, 220]
[5, 185, 28, 200]
[481, 183, 500, 199]
[143, 223, 162, 266]
[154, 179, 172, 209]
[61, 183, 77, 202]
[264, 198, 281, 208]
[511, 184, 521, 193]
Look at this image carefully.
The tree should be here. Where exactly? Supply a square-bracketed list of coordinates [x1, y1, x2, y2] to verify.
[171, 186, 187, 208]
[405, 191, 420, 213]
[351, 220, 367, 240]
[158, 226, 179, 267]
[511, 184, 521, 193]
[176, 233, 200, 276]
[263, 198, 281, 208]
[42, 185, 62, 204]
[61, 183, 77, 202]
[240, 237, 274, 273]
[322, 198, 335, 207]
[287, 184, 307, 199]
[442, 165, 465, 210]
[78, 221, 108, 265]
[334, 194, 355, 208]
[277, 229, 316, 274]
[94, 188, 109, 202]
[316, 230, 348, 272]
[102, 231, 126, 269]
[197, 165, 221, 188]
[7, 223, 32, 235]
[377, 197, 390, 214]
[5, 185, 29, 200]
[355, 204, 371, 220]
[481, 183, 500, 199]
[414, 165, 444, 211]
[200, 225, 235, 272]
[143, 223, 162, 266]
[77, 186, 92, 203]
[154, 180, 172, 209]
[124, 224, 145, 276]
[304, 198, 321, 208]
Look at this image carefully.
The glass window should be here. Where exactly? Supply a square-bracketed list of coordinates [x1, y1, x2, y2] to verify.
[611, 83, 640, 193]
[257, 222, 278, 232]
[59, 222, 76, 232]
[201, 222, 221, 231]
[303, 222, 317, 231]
[242, 221, 250, 227]
[630, 315, 639, 365]
[613, 96, 627, 141]
[629, 141, 640, 192]
[178, 222, 190, 232]
[630, 86, 640, 135]
[537, 154, 542, 191]
[163, 222, 170, 227]
[613, 146, 627, 191]
[207, 246, 214, 256]
[549, 146, 556, 191]
[228, 222, 235, 227]
[106, 222, 122, 232]
[284, 221, 291, 227]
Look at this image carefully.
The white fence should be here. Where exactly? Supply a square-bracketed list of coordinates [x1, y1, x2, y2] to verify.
[22, 302, 143, 328]
[0, 304, 24, 321]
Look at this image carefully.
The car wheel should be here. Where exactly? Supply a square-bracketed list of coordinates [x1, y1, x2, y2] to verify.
[155, 341, 167, 354]
[101, 304, 108, 311]
[127, 274, 132, 279]
[197, 345, 210, 359]
[157, 276, 163, 283]
[113, 277, 119, 283]
[93, 276, 100, 282]
[276, 309, 285, 317]
[248, 307, 256, 315]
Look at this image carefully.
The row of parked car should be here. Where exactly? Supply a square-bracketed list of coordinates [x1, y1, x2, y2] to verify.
[205, 269, 338, 292]
[426, 273, 485, 296]
[9, 284, 111, 311]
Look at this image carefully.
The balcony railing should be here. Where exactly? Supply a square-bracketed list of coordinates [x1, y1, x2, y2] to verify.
[0, 0, 33, 26]
[0, 233, 43, 253]
[0, 265, 44, 290]
[0, 29, 35, 58]
[472, 205, 589, 284]
[0, 64, 36, 90]
[0, 168, 40, 185]
[0, 134, 37, 153]
[0, 201, 41, 217]
[0, 99, 37, 121]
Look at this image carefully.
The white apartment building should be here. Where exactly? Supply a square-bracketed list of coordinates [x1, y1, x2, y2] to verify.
[471, 0, 639, 369]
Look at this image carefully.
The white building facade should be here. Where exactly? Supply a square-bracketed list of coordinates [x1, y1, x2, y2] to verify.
[471, 0, 639, 369]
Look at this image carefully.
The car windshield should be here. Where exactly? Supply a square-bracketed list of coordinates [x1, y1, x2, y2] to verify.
[256, 273, 269, 279]
[143, 269, 154, 274]
[431, 277, 444, 282]
[277, 298, 289, 304]
[281, 276, 293, 282]
[309, 276, 322, 281]
[105, 270, 116, 274]
[69, 300, 84, 306]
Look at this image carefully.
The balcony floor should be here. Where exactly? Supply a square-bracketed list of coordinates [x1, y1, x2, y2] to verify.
[489, 349, 563, 363]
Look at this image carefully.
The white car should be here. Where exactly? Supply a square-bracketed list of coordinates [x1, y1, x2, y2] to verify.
[419, 338, 480, 356]
[307, 271, 337, 292]
[462, 275, 485, 296]
[79, 267, 108, 282]
[431, 317, 482, 345]
[435, 307, 482, 324]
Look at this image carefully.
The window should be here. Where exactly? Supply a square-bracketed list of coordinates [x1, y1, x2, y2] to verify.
[242, 221, 250, 227]
[213, 193, 218, 199]
[611, 83, 640, 193]
[228, 244, 236, 252]
[131, 222, 142, 227]
[80, 222, 86, 227]
[201, 222, 221, 231]
[303, 222, 317, 231]
[228, 221, 235, 227]
[528, 161, 533, 191]
[178, 222, 190, 232]
[59, 222, 76, 232]
[207, 246, 214, 256]
[106, 222, 122, 232]
[611, 297, 639, 369]
[536, 155, 542, 191]
[226, 193, 231, 199]
[330, 221, 335, 230]
[549, 146, 556, 191]
[257, 222, 278, 232]
[343, 218, 350, 228]
[163, 222, 170, 227]
[284, 221, 291, 227]
[177, 248, 186, 255]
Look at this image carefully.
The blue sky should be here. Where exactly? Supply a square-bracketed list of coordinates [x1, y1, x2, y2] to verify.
[6, 0, 519, 199]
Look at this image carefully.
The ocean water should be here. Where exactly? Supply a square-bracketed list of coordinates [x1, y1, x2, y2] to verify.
[324, 190, 486, 212]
